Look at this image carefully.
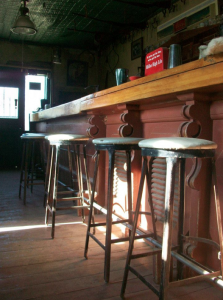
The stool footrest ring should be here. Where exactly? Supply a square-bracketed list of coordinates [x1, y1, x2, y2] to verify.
[88, 232, 106, 250]
[128, 265, 159, 297]
[57, 205, 90, 211]
[89, 219, 130, 227]
[57, 197, 82, 201]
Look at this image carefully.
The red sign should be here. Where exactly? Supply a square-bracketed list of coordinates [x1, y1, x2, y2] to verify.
[174, 18, 186, 33]
[145, 47, 169, 76]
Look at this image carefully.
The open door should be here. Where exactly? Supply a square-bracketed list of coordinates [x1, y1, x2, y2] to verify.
[0, 67, 51, 169]
[25, 73, 49, 131]
[0, 67, 25, 169]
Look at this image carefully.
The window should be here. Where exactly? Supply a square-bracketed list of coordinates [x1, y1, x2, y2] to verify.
[0, 87, 19, 119]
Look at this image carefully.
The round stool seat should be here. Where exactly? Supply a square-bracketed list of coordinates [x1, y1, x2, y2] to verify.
[93, 137, 144, 145]
[139, 137, 217, 150]
[21, 133, 46, 139]
[46, 134, 89, 143]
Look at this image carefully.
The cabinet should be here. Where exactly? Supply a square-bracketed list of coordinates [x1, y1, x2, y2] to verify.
[162, 24, 220, 63]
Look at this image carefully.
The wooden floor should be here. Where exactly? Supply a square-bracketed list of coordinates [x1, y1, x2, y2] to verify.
[0, 170, 223, 300]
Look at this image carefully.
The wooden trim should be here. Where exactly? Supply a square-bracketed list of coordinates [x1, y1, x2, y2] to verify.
[30, 54, 223, 122]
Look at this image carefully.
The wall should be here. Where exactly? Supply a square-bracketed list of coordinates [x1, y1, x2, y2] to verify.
[0, 1, 219, 107]
[98, 0, 218, 90]
[0, 40, 99, 106]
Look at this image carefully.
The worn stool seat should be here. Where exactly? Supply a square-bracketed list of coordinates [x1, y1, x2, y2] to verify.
[93, 137, 144, 145]
[84, 137, 144, 283]
[121, 137, 223, 300]
[46, 134, 89, 143]
[19, 133, 46, 205]
[45, 133, 92, 239]
[139, 137, 217, 150]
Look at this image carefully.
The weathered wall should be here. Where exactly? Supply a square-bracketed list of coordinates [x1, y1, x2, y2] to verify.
[0, 0, 219, 103]
[0, 41, 99, 106]
[98, 0, 218, 89]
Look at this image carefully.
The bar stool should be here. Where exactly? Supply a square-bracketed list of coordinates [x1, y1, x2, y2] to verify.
[45, 134, 92, 239]
[121, 137, 223, 300]
[19, 133, 46, 205]
[84, 137, 145, 283]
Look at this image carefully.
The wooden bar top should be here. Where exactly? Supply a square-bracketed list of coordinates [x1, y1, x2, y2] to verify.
[30, 53, 223, 122]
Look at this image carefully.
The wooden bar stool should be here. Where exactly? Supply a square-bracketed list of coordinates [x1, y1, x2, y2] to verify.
[19, 133, 46, 205]
[45, 134, 92, 239]
[121, 137, 223, 300]
[84, 137, 144, 283]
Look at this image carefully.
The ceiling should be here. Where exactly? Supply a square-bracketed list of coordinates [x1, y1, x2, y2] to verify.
[0, 0, 177, 50]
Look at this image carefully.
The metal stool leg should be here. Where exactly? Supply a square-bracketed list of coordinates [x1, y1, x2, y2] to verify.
[45, 145, 54, 225]
[146, 157, 157, 239]
[126, 150, 133, 238]
[159, 157, 177, 300]
[177, 158, 185, 280]
[72, 145, 82, 218]
[104, 149, 115, 283]
[68, 143, 85, 221]
[19, 141, 26, 199]
[146, 157, 160, 283]
[77, 145, 85, 222]
[84, 150, 100, 259]
[121, 156, 148, 297]
[40, 139, 46, 182]
[51, 144, 60, 239]
[212, 158, 223, 275]
[30, 140, 35, 193]
[67, 144, 75, 193]
[44, 142, 51, 207]
[23, 140, 31, 205]
[83, 145, 95, 233]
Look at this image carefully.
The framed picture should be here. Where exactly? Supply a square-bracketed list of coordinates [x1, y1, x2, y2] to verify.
[131, 37, 143, 60]
[67, 60, 88, 87]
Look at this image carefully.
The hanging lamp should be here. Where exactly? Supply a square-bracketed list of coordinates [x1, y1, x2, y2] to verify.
[11, 0, 37, 35]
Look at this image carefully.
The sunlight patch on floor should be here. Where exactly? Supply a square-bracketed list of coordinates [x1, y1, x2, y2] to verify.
[0, 221, 84, 232]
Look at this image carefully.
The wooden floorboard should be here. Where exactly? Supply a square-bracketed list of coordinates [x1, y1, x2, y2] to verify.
[0, 170, 222, 300]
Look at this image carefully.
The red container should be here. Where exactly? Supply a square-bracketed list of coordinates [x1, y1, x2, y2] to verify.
[145, 47, 169, 76]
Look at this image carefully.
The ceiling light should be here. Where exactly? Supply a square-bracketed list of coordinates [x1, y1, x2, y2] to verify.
[11, 0, 37, 35]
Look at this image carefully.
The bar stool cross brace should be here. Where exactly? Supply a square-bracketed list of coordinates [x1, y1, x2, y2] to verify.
[84, 137, 145, 283]
[45, 134, 93, 239]
[121, 137, 223, 300]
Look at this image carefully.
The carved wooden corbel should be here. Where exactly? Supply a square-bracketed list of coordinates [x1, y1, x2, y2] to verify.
[177, 93, 212, 190]
[119, 112, 134, 137]
[86, 114, 106, 138]
[177, 93, 212, 139]
[117, 104, 141, 137]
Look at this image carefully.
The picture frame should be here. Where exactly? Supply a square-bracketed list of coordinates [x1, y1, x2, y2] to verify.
[131, 37, 143, 60]
[67, 60, 88, 87]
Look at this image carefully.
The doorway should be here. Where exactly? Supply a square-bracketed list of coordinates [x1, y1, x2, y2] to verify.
[0, 67, 25, 169]
[25, 74, 48, 131]
[0, 67, 51, 169]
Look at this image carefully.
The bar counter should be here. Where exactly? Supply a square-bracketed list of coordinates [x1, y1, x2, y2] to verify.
[31, 53, 223, 122]
[31, 53, 223, 273]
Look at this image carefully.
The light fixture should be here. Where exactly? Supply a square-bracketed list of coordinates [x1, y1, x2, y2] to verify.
[11, 0, 37, 35]
[53, 48, 62, 64]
